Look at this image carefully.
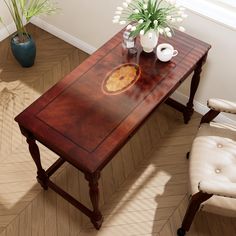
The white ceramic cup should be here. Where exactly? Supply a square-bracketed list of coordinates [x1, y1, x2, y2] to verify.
[156, 43, 178, 62]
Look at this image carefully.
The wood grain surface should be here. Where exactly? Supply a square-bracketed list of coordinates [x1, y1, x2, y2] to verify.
[15, 29, 211, 174]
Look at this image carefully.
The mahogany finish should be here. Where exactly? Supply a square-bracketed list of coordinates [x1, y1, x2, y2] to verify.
[177, 192, 213, 236]
[200, 109, 220, 124]
[15, 29, 211, 229]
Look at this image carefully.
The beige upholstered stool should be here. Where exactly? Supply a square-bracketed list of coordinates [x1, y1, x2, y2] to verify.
[178, 98, 236, 236]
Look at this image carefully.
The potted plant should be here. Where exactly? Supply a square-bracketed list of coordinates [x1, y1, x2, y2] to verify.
[113, 0, 187, 53]
[0, 0, 56, 67]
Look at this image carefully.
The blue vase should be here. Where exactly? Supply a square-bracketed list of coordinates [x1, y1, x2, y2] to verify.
[11, 34, 36, 67]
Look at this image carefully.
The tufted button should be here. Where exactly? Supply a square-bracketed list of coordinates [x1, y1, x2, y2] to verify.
[217, 143, 223, 148]
[215, 168, 221, 174]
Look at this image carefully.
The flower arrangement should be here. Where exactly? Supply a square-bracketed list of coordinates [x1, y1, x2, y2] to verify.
[113, 0, 187, 38]
[0, 0, 57, 43]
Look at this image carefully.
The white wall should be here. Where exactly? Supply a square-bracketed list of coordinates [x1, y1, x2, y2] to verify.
[0, 0, 13, 28]
[177, 10, 236, 115]
[0, 0, 15, 40]
[40, 0, 124, 48]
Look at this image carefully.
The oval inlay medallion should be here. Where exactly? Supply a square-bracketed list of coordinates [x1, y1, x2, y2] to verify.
[102, 63, 141, 95]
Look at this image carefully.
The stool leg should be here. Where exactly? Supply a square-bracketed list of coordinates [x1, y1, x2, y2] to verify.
[186, 152, 190, 160]
[85, 172, 103, 229]
[178, 191, 212, 235]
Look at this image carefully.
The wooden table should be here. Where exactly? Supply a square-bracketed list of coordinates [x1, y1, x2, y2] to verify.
[15, 29, 211, 229]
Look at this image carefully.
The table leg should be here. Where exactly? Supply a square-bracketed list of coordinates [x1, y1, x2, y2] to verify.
[19, 126, 48, 190]
[183, 54, 207, 124]
[85, 172, 103, 229]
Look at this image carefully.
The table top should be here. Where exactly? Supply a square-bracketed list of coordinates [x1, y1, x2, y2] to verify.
[15, 29, 211, 174]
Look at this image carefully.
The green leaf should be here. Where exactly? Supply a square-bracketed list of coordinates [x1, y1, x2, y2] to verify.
[2, 0, 57, 42]
[129, 22, 145, 37]
[143, 19, 152, 33]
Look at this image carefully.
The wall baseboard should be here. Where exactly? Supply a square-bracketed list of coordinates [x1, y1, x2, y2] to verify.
[30, 17, 96, 55]
[171, 91, 236, 125]
[1, 18, 236, 126]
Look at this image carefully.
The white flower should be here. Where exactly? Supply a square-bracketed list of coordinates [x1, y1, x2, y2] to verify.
[114, 15, 120, 19]
[177, 17, 183, 22]
[158, 28, 164, 34]
[165, 27, 170, 32]
[113, 0, 187, 37]
[119, 20, 126, 25]
[126, 24, 132, 30]
[148, 32, 153, 39]
[179, 26, 186, 32]
[138, 19, 144, 24]
[123, 2, 128, 8]
[140, 29, 145, 35]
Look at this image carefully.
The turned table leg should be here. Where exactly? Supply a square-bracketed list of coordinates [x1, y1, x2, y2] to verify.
[85, 172, 103, 230]
[183, 54, 207, 124]
[20, 126, 48, 190]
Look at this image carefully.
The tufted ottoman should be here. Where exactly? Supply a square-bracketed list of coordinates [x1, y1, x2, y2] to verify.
[178, 98, 236, 236]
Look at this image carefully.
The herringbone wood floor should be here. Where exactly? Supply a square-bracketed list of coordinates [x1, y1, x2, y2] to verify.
[1, 24, 236, 236]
